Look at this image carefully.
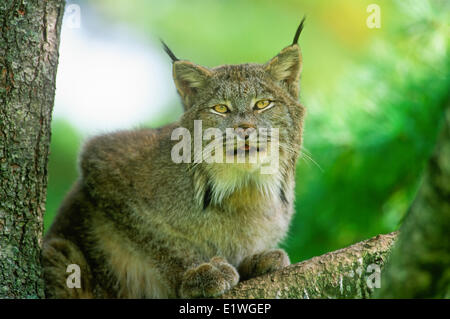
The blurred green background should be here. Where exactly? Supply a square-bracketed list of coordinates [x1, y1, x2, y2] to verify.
[46, 0, 450, 263]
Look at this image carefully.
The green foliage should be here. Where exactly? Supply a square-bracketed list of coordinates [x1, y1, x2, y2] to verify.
[46, 0, 449, 262]
[285, 1, 450, 260]
[45, 121, 81, 231]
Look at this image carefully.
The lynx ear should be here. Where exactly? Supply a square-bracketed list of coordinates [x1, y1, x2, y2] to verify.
[265, 45, 302, 99]
[265, 18, 305, 99]
[173, 61, 212, 106]
[161, 40, 212, 108]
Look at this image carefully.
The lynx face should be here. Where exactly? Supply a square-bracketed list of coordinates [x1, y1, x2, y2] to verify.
[174, 45, 304, 171]
[165, 25, 306, 203]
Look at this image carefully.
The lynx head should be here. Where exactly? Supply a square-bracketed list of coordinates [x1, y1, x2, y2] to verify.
[166, 19, 306, 206]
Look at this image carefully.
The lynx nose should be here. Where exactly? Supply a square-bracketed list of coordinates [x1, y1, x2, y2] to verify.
[234, 123, 256, 140]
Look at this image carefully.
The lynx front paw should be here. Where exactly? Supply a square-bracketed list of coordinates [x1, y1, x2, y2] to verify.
[179, 257, 239, 298]
[238, 249, 290, 280]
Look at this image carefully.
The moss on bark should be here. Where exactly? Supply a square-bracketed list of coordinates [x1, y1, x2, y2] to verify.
[222, 232, 397, 299]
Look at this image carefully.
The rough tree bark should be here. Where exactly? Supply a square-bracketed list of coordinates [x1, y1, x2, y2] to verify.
[222, 232, 397, 299]
[0, 0, 65, 298]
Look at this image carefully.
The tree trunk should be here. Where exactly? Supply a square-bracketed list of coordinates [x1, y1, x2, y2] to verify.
[376, 101, 450, 298]
[0, 0, 65, 298]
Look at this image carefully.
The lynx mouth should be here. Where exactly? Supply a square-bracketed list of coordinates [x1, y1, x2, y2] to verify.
[230, 144, 265, 156]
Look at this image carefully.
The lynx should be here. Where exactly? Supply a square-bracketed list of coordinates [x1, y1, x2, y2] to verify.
[43, 18, 306, 298]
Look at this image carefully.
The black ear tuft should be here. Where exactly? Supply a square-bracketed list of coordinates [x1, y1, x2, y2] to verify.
[292, 16, 306, 45]
[160, 39, 179, 62]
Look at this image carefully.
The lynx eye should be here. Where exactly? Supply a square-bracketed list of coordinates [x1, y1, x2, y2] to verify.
[254, 99, 272, 110]
[212, 104, 229, 114]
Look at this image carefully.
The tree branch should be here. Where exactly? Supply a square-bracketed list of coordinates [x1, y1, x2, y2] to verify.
[221, 232, 397, 299]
